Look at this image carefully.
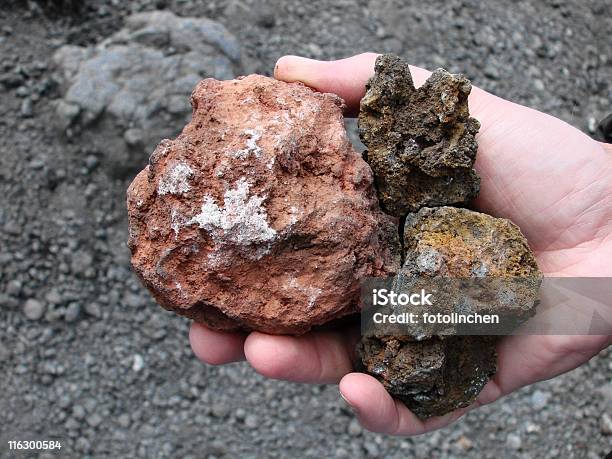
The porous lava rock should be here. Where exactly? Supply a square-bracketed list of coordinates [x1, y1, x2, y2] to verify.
[358, 206, 541, 417]
[127, 75, 400, 334]
[357, 335, 498, 419]
[358, 54, 480, 217]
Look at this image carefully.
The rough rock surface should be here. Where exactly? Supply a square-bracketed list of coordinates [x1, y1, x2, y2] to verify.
[53, 11, 243, 178]
[402, 207, 539, 278]
[127, 75, 400, 334]
[358, 54, 480, 217]
[357, 335, 498, 419]
[358, 207, 541, 417]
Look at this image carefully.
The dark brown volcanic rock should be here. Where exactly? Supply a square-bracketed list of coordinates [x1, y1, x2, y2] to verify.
[358, 54, 480, 217]
[127, 75, 400, 334]
[358, 207, 541, 418]
[357, 335, 497, 419]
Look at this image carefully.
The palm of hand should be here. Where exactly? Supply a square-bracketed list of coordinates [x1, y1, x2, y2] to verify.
[470, 91, 612, 277]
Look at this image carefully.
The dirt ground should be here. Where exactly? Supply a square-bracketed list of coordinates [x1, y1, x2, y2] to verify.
[1, 1, 610, 458]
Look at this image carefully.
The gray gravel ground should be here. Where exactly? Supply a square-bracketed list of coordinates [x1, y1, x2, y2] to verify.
[1, 1, 611, 458]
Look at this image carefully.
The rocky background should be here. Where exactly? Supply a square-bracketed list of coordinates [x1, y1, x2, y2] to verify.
[0, 1, 610, 458]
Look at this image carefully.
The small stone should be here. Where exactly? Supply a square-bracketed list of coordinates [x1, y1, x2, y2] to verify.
[20, 98, 33, 118]
[23, 298, 45, 320]
[70, 251, 93, 275]
[506, 433, 522, 450]
[359, 54, 480, 216]
[55, 100, 80, 130]
[117, 413, 131, 428]
[44, 288, 62, 305]
[211, 403, 229, 418]
[601, 412, 612, 435]
[16, 86, 29, 97]
[132, 354, 144, 372]
[64, 302, 81, 322]
[456, 435, 473, 451]
[0, 72, 24, 89]
[84, 302, 102, 318]
[347, 418, 362, 436]
[124, 128, 144, 147]
[525, 422, 541, 434]
[72, 405, 86, 420]
[530, 390, 550, 410]
[6, 279, 22, 297]
[483, 63, 500, 79]
[244, 414, 258, 428]
[84, 155, 99, 171]
[533, 79, 545, 91]
[86, 413, 103, 428]
[363, 441, 379, 457]
[594, 113, 612, 143]
[597, 382, 612, 407]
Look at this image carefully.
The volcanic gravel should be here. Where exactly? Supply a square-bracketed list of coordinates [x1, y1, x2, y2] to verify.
[1, 1, 610, 458]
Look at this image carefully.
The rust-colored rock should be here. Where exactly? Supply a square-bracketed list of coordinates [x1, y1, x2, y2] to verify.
[127, 75, 400, 334]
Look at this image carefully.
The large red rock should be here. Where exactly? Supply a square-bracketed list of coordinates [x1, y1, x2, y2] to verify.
[127, 75, 400, 334]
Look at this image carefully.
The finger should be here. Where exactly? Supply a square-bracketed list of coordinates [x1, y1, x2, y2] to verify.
[274, 53, 432, 116]
[490, 334, 612, 396]
[189, 322, 247, 365]
[339, 373, 468, 436]
[243, 328, 359, 383]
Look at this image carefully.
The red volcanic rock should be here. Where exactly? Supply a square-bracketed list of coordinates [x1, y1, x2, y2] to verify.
[127, 75, 400, 334]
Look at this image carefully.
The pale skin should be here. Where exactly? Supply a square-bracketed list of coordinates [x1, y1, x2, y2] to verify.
[190, 53, 612, 435]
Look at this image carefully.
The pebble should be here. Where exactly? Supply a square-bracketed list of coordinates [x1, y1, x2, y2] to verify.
[44, 288, 62, 305]
[84, 302, 102, 318]
[132, 354, 144, 372]
[483, 63, 500, 79]
[117, 413, 131, 428]
[124, 128, 143, 147]
[23, 298, 45, 320]
[348, 418, 362, 436]
[525, 422, 541, 434]
[6, 279, 22, 297]
[601, 413, 612, 435]
[55, 100, 80, 130]
[244, 414, 258, 428]
[64, 302, 81, 322]
[363, 441, 379, 457]
[20, 98, 33, 117]
[16, 86, 29, 97]
[211, 403, 230, 418]
[456, 435, 473, 451]
[86, 413, 103, 428]
[72, 404, 86, 420]
[530, 390, 550, 410]
[506, 433, 522, 450]
[84, 155, 99, 171]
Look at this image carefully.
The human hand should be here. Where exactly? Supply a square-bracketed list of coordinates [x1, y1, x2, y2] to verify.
[190, 53, 612, 435]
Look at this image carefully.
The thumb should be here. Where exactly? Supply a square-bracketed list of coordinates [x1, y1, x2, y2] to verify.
[274, 53, 432, 116]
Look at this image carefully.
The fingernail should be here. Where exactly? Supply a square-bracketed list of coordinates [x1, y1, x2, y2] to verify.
[340, 392, 359, 414]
